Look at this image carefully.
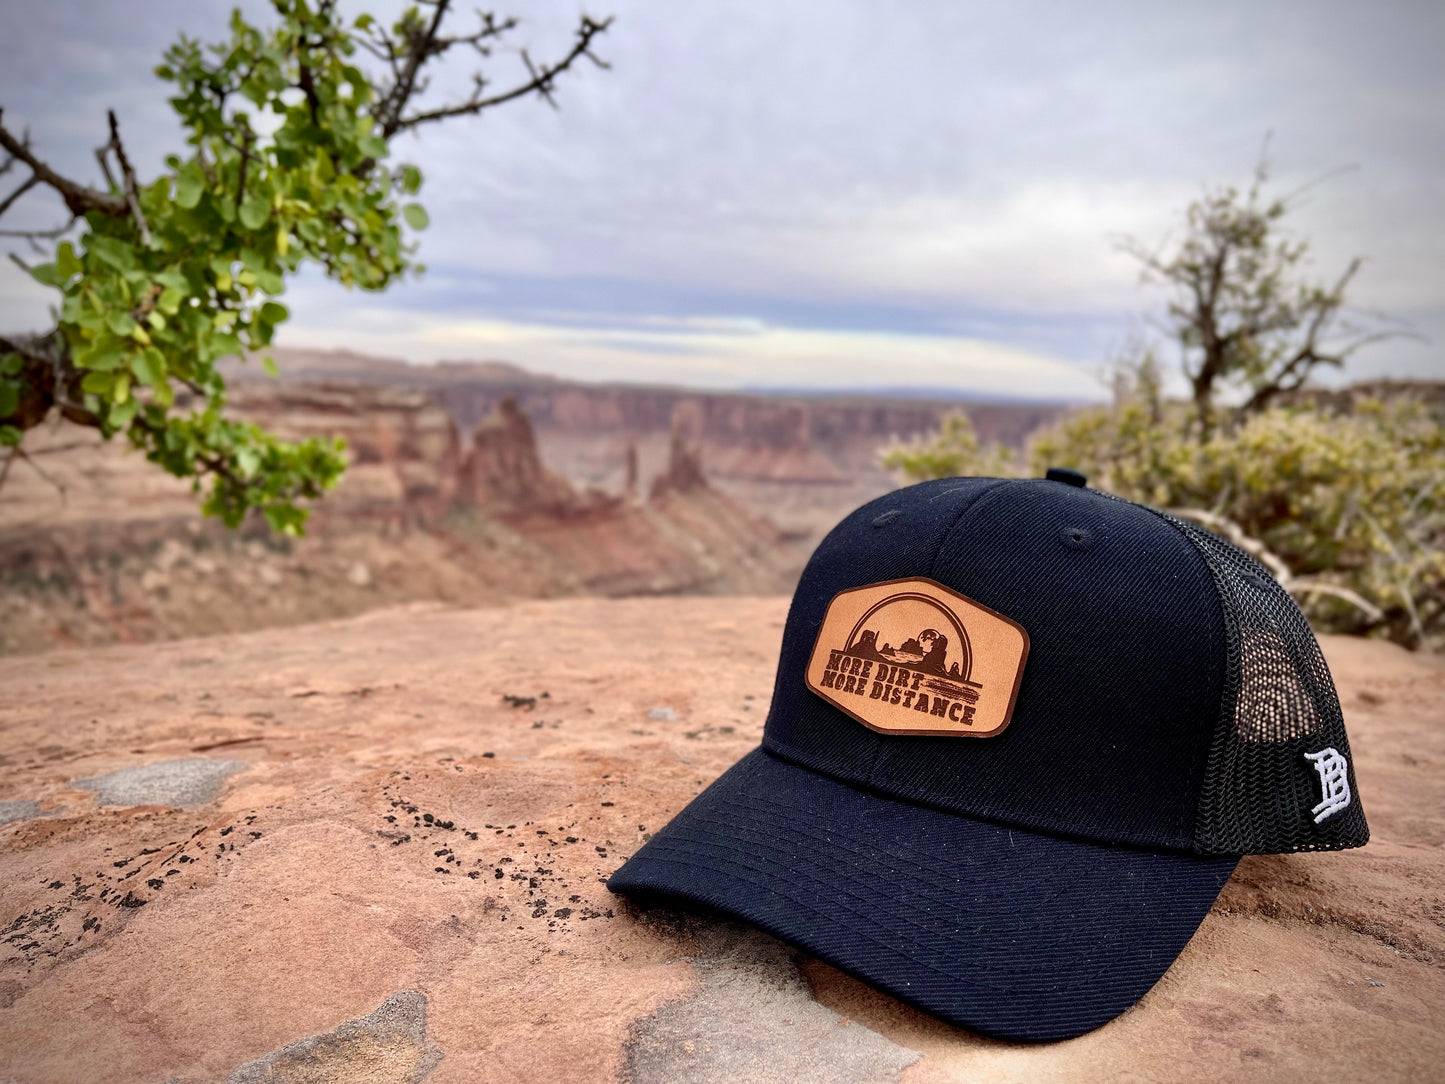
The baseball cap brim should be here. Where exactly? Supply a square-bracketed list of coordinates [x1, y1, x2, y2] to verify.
[608, 748, 1237, 1042]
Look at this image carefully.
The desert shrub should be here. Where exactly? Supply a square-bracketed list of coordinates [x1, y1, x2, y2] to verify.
[1033, 388, 1444, 647]
[881, 412, 1018, 481]
[888, 392, 1444, 647]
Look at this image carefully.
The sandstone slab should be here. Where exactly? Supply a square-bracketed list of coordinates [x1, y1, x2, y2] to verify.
[0, 599, 1441, 1083]
[73, 759, 248, 809]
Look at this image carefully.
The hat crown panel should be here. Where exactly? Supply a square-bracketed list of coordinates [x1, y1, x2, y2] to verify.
[765, 477, 1224, 851]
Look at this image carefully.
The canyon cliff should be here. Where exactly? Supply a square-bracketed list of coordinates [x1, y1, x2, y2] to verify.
[0, 381, 800, 655]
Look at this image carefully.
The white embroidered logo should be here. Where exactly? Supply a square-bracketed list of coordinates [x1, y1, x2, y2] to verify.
[1304, 748, 1351, 824]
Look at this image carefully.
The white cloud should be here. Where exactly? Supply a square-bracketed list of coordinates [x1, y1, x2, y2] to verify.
[1, 0, 1441, 391]
[272, 303, 1110, 399]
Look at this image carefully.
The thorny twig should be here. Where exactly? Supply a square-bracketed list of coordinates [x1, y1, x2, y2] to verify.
[1166, 506, 1386, 624]
[0, 108, 127, 218]
[0, 444, 69, 501]
[369, 2, 611, 137]
[104, 110, 151, 247]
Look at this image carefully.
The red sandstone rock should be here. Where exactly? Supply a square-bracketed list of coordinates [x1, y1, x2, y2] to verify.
[457, 396, 580, 513]
[0, 603, 1439, 1083]
[649, 414, 708, 499]
[0, 391, 806, 654]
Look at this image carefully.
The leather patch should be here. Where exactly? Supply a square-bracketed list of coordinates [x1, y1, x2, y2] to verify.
[805, 577, 1029, 737]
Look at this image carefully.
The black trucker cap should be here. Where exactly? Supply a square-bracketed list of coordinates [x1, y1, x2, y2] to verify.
[608, 472, 1369, 1041]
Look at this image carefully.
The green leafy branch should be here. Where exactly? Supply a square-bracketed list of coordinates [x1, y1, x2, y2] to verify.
[0, 0, 610, 532]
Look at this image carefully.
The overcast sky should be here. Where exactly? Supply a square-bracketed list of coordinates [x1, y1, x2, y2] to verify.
[1, 0, 1441, 398]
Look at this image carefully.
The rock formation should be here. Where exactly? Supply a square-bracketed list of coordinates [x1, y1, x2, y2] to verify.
[649, 416, 708, 499]
[229, 381, 463, 515]
[457, 396, 579, 513]
[0, 386, 808, 654]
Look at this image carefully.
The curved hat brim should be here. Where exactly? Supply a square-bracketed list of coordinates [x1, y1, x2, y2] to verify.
[608, 747, 1236, 1042]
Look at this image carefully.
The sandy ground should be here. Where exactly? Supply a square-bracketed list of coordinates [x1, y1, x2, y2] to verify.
[0, 597, 1441, 1084]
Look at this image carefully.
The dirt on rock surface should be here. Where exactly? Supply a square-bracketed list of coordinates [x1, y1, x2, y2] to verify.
[0, 598, 1441, 1084]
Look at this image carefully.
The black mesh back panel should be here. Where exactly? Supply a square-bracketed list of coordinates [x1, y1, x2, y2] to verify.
[1158, 514, 1370, 854]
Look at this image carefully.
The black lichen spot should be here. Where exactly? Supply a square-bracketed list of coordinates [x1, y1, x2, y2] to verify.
[146, 879, 164, 890]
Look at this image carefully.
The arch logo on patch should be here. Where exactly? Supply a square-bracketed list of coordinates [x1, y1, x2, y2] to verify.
[806, 577, 1030, 737]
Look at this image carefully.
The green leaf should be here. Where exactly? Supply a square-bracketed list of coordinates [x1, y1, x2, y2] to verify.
[259, 301, 289, 325]
[357, 134, 387, 159]
[0, 382, 18, 417]
[88, 235, 136, 271]
[262, 354, 280, 378]
[0, 425, 22, 447]
[109, 397, 138, 428]
[56, 242, 83, 279]
[255, 269, 284, 295]
[158, 286, 185, 315]
[130, 348, 166, 387]
[175, 164, 205, 209]
[81, 370, 115, 395]
[237, 447, 261, 477]
[107, 311, 138, 336]
[75, 340, 129, 372]
[0, 353, 22, 376]
[402, 203, 429, 230]
[239, 197, 270, 230]
[400, 165, 422, 194]
[209, 332, 244, 361]
[28, 263, 62, 287]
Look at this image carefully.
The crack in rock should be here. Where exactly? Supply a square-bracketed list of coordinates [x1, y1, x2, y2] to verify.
[224, 990, 442, 1084]
[623, 926, 918, 1084]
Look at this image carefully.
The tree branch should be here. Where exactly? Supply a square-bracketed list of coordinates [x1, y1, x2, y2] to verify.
[104, 110, 152, 247]
[1165, 506, 1385, 624]
[389, 14, 612, 133]
[0, 442, 68, 500]
[0, 216, 79, 251]
[235, 126, 253, 208]
[0, 173, 39, 218]
[0, 108, 128, 217]
[376, 0, 454, 136]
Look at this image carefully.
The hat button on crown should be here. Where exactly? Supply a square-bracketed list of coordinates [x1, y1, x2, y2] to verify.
[1045, 467, 1088, 488]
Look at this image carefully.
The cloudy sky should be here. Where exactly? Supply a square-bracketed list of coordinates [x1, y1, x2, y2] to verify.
[1, 0, 1441, 398]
